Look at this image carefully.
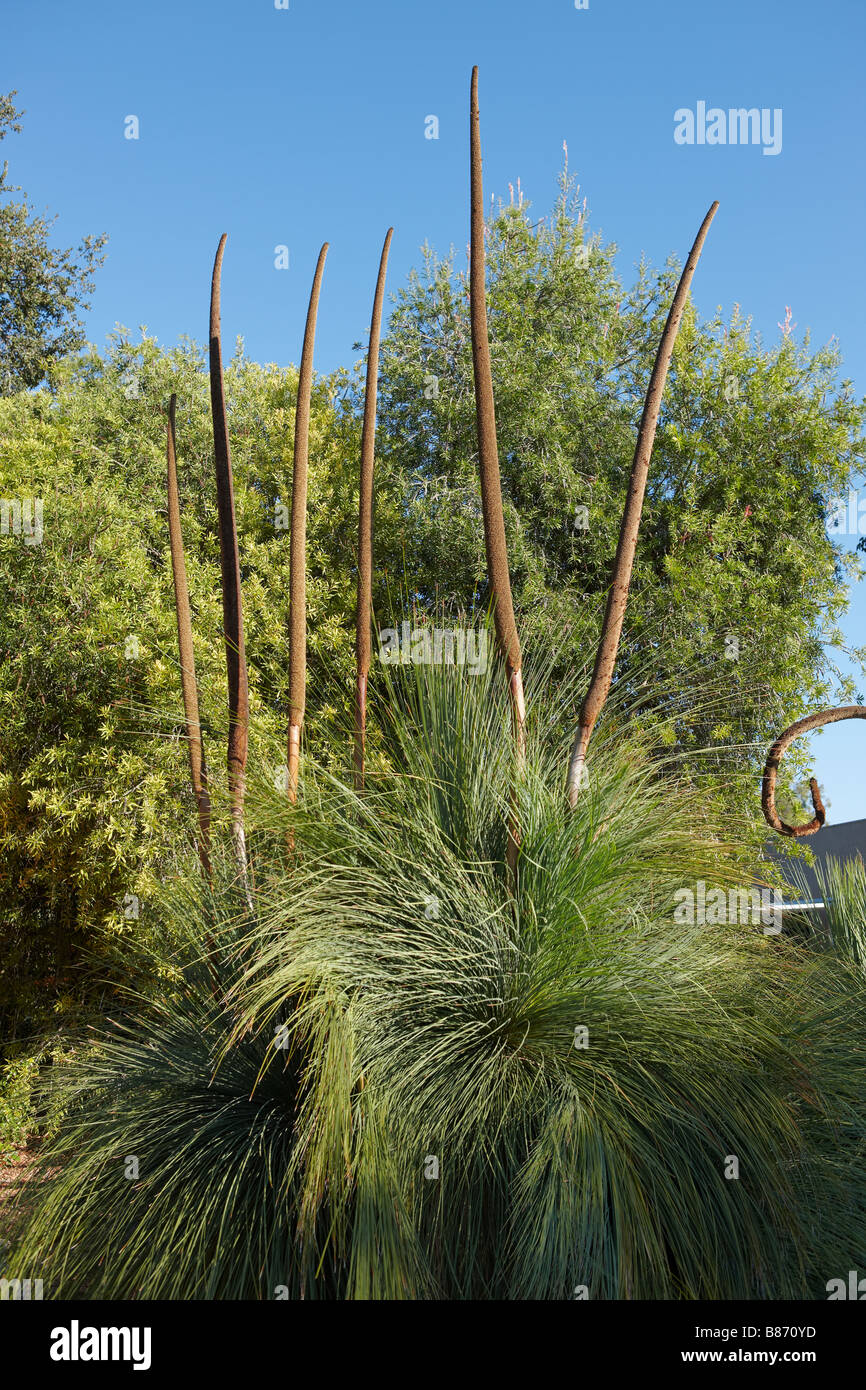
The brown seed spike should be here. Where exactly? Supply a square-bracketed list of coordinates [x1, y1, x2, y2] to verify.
[566, 200, 719, 810]
[355, 228, 393, 791]
[470, 66, 525, 875]
[470, 67, 522, 683]
[287, 243, 329, 808]
[762, 706, 866, 836]
[166, 393, 212, 880]
[209, 233, 251, 884]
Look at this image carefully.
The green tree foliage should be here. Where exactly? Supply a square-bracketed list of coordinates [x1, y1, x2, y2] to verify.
[775, 777, 832, 832]
[0, 92, 106, 394]
[0, 334, 358, 1050]
[373, 166, 866, 799]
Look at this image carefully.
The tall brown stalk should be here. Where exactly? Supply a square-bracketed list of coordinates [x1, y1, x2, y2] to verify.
[566, 200, 719, 808]
[762, 706, 866, 836]
[209, 233, 251, 890]
[470, 66, 526, 876]
[166, 392, 211, 879]
[287, 244, 329, 812]
[355, 228, 393, 790]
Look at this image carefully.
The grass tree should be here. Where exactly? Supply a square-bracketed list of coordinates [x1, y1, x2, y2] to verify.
[469, 67, 525, 874]
[287, 245, 328, 813]
[355, 228, 393, 790]
[566, 201, 719, 807]
[10, 68, 866, 1306]
[17, 652, 866, 1298]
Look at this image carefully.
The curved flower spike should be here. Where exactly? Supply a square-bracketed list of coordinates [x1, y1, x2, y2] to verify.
[566, 199, 719, 808]
[762, 705, 866, 836]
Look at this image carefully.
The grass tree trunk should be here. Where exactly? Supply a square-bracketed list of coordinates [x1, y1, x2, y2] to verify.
[209, 234, 252, 896]
[355, 228, 393, 791]
[566, 201, 719, 809]
[166, 392, 211, 879]
[469, 66, 526, 878]
[287, 244, 329, 817]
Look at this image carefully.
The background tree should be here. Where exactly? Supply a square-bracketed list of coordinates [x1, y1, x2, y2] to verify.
[0, 91, 106, 395]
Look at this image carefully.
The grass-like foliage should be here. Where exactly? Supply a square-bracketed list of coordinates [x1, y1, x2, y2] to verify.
[7, 874, 340, 1299]
[11, 652, 866, 1298]
[791, 853, 866, 977]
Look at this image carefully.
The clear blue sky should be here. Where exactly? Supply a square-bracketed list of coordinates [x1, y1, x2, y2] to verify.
[3, 0, 865, 817]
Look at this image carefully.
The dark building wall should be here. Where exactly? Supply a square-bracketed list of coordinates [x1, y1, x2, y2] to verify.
[764, 819, 866, 902]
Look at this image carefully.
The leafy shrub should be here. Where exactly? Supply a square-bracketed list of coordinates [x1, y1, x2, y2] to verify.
[0, 1053, 39, 1159]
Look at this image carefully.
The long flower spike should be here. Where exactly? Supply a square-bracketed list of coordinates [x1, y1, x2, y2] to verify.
[470, 66, 526, 876]
[566, 200, 719, 808]
[287, 243, 329, 814]
[355, 228, 393, 790]
[166, 392, 212, 879]
[209, 233, 251, 890]
[762, 706, 866, 836]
